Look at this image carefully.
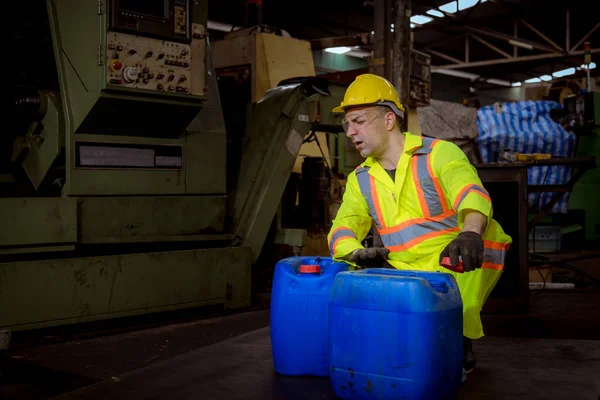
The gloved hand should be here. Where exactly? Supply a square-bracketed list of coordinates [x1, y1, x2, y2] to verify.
[439, 231, 484, 272]
[350, 247, 391, 268]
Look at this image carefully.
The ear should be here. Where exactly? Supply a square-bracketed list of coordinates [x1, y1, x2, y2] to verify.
[384, 111, 396, 131]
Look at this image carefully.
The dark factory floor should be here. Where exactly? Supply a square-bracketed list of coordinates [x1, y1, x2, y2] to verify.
[1, 255, 600, 400]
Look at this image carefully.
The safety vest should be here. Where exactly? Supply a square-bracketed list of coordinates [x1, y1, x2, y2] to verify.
[327, 132, 513, 339]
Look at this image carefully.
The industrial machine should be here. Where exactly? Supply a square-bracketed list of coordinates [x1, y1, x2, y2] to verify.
[565, 92, 600, 241]
[2, 0, 347, 333]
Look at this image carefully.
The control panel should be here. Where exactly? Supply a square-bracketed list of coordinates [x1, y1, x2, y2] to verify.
[106, 31, 200, 95]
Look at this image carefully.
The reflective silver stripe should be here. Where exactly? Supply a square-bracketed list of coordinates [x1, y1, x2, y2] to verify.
[455, 185, 490, 209]
[329, 228, 357, 256]
[413, 137, 445, 217]
[483, 247, 506, 265]
[355, 167, 383, 229]
[380, 214, 458, 248]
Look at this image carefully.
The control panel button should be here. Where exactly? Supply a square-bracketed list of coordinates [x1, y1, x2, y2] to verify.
[145, 51, 153, 58]
[156, 74, 164, 79]
[157, 54, 165, 59]
[109, 79, 122, 84]
[128, 49, 137, 55]
[122, 66, 139, 83]
[142, 67, 149, 73]
[108, 44, 116, 50]
[117, 45, 123, 51]
[168, 86, 174, 91]
[179, 75, 187, 82]
[157, 84, 164, 90]
[168, 75, 175, 81]
[109, 60, 123, 72]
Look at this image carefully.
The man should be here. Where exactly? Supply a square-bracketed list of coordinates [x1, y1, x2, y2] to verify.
[327, 73, 512, 374]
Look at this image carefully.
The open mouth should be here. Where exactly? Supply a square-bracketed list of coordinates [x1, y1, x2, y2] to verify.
[355, 141, 363, 147]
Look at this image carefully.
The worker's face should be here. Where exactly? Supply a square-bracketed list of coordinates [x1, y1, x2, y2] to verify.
[343, 107, 392, 158]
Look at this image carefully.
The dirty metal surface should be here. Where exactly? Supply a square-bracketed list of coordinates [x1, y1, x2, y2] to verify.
[52, 327, 600, 400]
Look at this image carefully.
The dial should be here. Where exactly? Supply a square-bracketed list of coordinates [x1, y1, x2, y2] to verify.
[122, 66, 139, 83]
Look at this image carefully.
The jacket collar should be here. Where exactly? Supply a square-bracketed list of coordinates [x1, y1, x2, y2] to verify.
[359, 131, 423, 169]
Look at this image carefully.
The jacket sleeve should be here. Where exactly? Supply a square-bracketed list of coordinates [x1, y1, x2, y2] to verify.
[432, 140, 493, 228]
[327, 171, 373, 261]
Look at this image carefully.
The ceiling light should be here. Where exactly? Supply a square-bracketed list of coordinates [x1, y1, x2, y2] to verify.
[511, 82, 522, 87]
[579, 62, 597, 70]
[458, 0, 479, 11]
[540, 75, 553, 81]
[427, 9, 444, 17]
[411, 15, 433, 25]
[525, 77, 542, 83]
[439, 1, 457, 14]
[553, 67, 576, 77]
[486, 78, 512, 87]
[324, 47, 352, 54]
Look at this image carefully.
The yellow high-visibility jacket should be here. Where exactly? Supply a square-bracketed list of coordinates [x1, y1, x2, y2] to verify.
[327, 131, 512, 339]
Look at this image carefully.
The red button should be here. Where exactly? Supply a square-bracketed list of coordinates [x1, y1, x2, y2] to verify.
[110, 60, 122, 71]
[300, 265, 320, 274]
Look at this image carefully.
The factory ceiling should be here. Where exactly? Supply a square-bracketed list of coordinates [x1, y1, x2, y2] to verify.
[207, 0, 599, 87]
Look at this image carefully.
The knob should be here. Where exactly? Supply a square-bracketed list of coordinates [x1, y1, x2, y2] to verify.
[157, 54, 165, 59]
[122, 66, 139, 83]
[181, 50, 188, 56]
[128, 49, 137, 55]
[179, 75, 187, 82]
[157, 84, 164, 90]
[168, 75, 175, 81]
[168, 86, 174, 91]
[156, 74, 164, 79]
[143, 67, 149, 73]
[145, 51, 153, 58]
[143, 78, 149, 84]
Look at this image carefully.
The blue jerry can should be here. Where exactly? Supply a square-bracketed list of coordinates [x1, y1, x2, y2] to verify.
[270, 256, 350, 377]
[329, 268, 463, 399]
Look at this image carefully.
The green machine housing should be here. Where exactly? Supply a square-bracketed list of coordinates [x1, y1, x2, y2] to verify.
[2, 0, 349, 332]
[0, 0, 249, 332]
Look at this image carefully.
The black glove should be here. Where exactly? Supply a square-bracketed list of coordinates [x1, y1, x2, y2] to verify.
[439, 231, 484, 272]
[350, 247, 391, 268]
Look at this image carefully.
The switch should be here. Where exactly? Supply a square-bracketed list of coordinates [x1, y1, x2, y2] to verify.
[179, 75, 187, 82]
[113, 53, 120, 59]
[117, 45, 123, 51]
[109, 60, 122, 72]
[128, 49, 137, 55]
[108, 44, 116, 50]
[168, 85, 174, 91]
[157, 84, 164, 90]
[145, 51, 153, 58]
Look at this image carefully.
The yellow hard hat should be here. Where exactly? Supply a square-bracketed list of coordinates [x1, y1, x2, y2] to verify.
[332, 74, 405, 119]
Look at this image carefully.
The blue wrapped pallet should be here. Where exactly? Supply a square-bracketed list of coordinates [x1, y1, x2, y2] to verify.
[270, 256, 349, 377]
[329, 268, 463, 399]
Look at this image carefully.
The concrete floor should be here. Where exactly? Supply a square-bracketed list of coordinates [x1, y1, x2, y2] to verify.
[1, 259, 600, 399]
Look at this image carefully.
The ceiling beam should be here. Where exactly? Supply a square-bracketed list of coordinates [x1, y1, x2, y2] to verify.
[519, 18, 564, 52]
[470, 33, 512, 58]
[431, 48, 600, 70]
[426, 48, 463, 64]
[572, 22, 600, 51]
[465, 25, 559, 53]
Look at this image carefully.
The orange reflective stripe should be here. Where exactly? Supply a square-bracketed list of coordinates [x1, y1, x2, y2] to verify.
[412, 155, 430, 218]
[481, 262, 503, 271]
[328, 226, 357, 256]
[387, 226, 460, 252]
[379, 210, 457, 235]
[453, 184, 491, 210]
[370, 175, 386, 229]
[484, 240, 508, 251]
